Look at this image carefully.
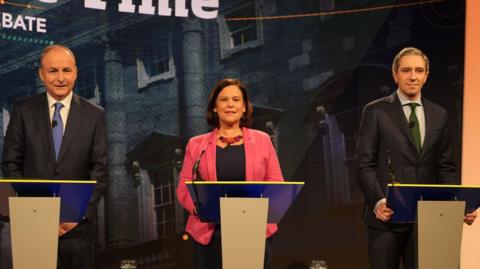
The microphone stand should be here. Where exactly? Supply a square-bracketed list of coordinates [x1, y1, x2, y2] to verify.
[191, 149, 207, 222]
[387, 150, 398, 209]
[387, 150, 398, 185]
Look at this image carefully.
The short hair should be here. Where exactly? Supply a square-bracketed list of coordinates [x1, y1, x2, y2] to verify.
[39, 45, 76, 67]
[206, 78, 253, 128]
[392, 47, 429, 73]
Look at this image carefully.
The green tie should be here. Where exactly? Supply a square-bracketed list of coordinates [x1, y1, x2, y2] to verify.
[407, 103, 421, 153]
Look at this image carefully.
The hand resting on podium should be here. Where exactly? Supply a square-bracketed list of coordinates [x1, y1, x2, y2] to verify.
[464, 211, 477, 225]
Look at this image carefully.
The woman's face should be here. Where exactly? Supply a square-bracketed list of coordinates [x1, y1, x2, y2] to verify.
[214, 85, 246, 128]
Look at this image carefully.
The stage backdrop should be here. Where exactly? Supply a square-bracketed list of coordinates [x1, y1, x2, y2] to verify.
[0, 0, 469, 268]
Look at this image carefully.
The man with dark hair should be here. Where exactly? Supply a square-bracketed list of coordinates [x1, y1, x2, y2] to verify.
[356, 47, 476, 269]
[2, 45, 108, 269]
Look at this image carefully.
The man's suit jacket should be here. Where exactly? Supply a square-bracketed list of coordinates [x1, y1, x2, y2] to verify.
[176, 127, 284, 245]
[356, 92, 457, 229]
[2, 92, 108, 219]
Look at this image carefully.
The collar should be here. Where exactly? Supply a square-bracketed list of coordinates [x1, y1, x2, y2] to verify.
[46, 91, 73, 110]
[396, 89, 423, 106]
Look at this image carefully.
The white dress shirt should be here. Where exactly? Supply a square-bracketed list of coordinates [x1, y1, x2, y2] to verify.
[46, 91, 73, 135]
[396, 89, 426, 147]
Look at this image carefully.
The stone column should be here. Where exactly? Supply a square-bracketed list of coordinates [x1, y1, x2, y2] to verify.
[135, 167, 157, 243]
[181, 18, 208, 138]
[103, 41, 138, 248]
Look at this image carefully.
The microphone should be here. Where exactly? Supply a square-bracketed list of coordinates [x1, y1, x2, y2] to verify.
[387, 150, 398, 184]
[408, 121, 415, 128]
[52, 120, 58, 128]
[192, 149, 206, 181]
[387, 150, 401, 211]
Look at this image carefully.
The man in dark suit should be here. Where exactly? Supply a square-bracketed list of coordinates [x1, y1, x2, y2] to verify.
[356, 47, 476, 269]
[2, 45, 108, 269]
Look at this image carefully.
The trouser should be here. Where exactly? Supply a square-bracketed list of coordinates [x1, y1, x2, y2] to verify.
[57, 219, 94, 269]
[367, 224, 416, 269]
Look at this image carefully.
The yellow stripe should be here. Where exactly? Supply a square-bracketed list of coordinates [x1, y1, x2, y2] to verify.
[186, 181, 304, 185]
[388, 183, 480, 188]
[0, 179, 97, 184]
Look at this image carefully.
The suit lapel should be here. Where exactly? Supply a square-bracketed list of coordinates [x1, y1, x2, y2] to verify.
[385, 93, 418, 153]
[204, 129, 217, 181]
[33, 93, 56, 162]
[57, 94, 85, 163]
[243, 128, 254, 181]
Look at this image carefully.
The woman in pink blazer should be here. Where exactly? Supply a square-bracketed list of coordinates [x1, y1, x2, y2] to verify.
[176, 78, 284, 269]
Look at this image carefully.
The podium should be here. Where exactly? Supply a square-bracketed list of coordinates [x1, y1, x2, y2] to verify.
[0, 179, 96, 269]
[186, 181, 303, 269]
[386, 183, 480, 269]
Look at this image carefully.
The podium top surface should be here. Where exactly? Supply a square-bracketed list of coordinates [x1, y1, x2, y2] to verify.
[186, 181, 304, 185]
[387, 183, 480, 188]
[386, 183, 480, 223]
[0, 179, 97, 184]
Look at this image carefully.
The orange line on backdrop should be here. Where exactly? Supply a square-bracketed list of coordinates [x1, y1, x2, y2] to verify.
[226, 0, 445, 21]
[1, 1, 45, 10]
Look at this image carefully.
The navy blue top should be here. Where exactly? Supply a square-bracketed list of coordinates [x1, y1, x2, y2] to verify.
[216, 144, 246, 181]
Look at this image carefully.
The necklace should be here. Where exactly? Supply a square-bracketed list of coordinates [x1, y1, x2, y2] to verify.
[218, 135, 243, 145]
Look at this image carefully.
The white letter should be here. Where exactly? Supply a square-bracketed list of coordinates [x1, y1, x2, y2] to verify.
[13, 15, 27, 31]
[84, 0, 106, 10]
[192, 0, 218, 19]
[158, 0, 172, 16]
[2, 12, 13, 28]
[24, 16, 36, 31]
[175, 0, 188, 17]
[37, 0, 57, 3]
[139, 0, 155, 15]
[37, 18, 47, 33]
[119, 0, 135, 13]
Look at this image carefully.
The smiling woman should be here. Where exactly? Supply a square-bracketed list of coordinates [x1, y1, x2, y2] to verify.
[176, 78, 284, 269]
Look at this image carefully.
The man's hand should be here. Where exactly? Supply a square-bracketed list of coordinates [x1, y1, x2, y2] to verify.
[464, 210, 477, 226]
[374, 199, 394, 222]
[59, 222, 78, 236]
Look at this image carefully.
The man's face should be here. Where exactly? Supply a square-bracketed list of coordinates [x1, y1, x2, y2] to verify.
[393, 54, 429, 101]
[39, 48, 77, 101]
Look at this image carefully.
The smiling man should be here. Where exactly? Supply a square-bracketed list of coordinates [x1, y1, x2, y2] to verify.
[355, 47, 476, 269]
[2, 45, 108, 269]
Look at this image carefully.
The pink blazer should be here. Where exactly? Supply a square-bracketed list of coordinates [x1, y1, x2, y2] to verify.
[176, 127, 284, 245]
